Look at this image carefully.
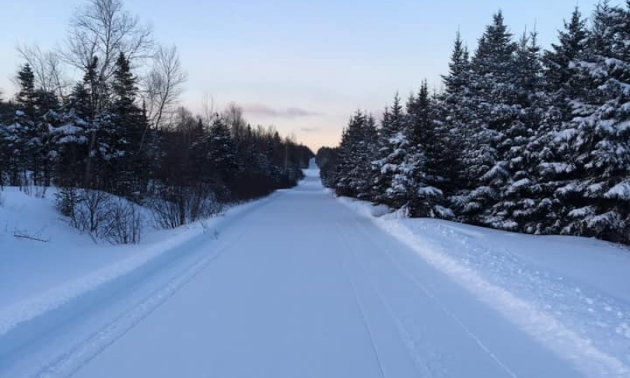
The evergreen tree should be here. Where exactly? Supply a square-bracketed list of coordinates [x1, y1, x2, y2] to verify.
[51, 83, 91, 187]
[491, 30, 548, 231]
[404, 82, 452, 218]
[560, 2, 630, 242]
[528, 7, 589, 234]
[207, 117, 239, 198]
[4, 109, 31, 186]
[455, 11, 518, 226]
[371, 94, 409, 207]
[543, 6, 589, 117]
[333, 115, 357, 197]
[358, 114, 378, 199]
[334, 111, 376, 198]
[110, 52, 149, 195]
[16, 64, 36, 117]
[321, 6, 630, 244]
[82, 56, 103, 189]
[439, 31, 473, 198]
[443, 31, 470, 96]
[7, 64, 48, 187]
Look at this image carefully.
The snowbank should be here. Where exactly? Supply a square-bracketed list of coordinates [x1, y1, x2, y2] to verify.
[0, 187, 267, 337]
[337, 195, 630, 377]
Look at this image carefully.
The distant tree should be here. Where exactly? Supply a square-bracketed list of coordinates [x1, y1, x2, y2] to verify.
[16, 64, 37, 116]
[17, 44, 69, 102]
[334, 111, 376, 198]
[207, 117, 239, 199]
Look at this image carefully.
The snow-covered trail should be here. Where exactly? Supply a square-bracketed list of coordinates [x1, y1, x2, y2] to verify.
[1, 163, 589, 377]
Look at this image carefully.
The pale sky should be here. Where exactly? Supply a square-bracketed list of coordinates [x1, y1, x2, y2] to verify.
[0, 0, 619, 152]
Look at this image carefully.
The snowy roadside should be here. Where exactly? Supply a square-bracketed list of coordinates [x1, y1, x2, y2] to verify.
[336, 194, 630, 377]
[0, 187, 271, 337]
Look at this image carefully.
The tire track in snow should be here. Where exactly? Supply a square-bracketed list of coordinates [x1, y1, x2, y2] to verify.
[339, 198, 629, 378]
[335, 222, 434, 377]
[0, 195, 275, 340]
[24, 196, 279, 378]
[29, 229, 248, 378]
[332, 225, 387, 378]
[342, 216, 520, 378]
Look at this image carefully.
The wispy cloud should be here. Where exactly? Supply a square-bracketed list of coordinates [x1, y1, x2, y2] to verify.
[242, 104, 321, 118]
[299, 127, 319, 132]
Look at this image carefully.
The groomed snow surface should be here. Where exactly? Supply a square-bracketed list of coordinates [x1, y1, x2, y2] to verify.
[0, 160, 629, 378]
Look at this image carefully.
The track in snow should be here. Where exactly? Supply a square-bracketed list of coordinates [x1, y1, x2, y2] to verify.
[0, 162, 589, 377]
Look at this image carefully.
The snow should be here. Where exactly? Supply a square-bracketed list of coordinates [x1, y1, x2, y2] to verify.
[605, 181, 630, 200]
[569, 206, 596, 218]
[338, 197, 630, 378]
[0, 187, 265, 337]
[0, 162, 628, 377]
[418, 186, 443, 196]
[481, 164, 508, 181]
[433, 204, 455, 219]
[540, 161, 575, 174]
[511, 178, 531, 188]
[554, 128, 577, 141]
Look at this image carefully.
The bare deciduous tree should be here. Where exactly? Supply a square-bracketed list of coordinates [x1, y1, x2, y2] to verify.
[201, 93, 217, 125]
[222, 102, 247, 140]
[143, 45, 187, 131]
[17, 44, 69, 102]
[61, 0, 153, 104]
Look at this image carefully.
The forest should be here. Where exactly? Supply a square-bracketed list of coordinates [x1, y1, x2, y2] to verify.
[319, 3, 630, 244]
[0, 0, 313, 243]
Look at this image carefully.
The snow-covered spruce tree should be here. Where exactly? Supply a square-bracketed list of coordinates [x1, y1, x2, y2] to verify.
[559, 2, 630, 242]
[439, 31, 474, 218]
[404, 81, 452, 218]
[543, 7, 589, 123]
[5, 65, 36, 187]
[490, 30, 548, 232]
[51, 82, 91, 188]
[334, 111, 365, 197]
[334, 111, 378, 199]
[453, 12, 519, 227]
[371, 94, 410, 208]
[5, 64, 59, 188]
[358, 114, 379, 199]
[528, 7, 589, 234]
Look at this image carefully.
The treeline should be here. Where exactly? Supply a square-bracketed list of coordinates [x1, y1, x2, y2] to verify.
[320, 4, 630, 244]
[0, 0, 312, 241]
